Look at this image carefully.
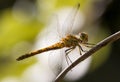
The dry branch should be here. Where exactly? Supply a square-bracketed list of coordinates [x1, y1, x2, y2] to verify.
[55, 31, 120, 82]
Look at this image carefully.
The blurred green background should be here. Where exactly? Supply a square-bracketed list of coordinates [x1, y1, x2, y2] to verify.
[0, 0, 120, 82]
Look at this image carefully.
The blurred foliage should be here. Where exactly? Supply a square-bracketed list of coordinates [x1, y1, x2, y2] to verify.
[89, 28, 111, 71]
[0, 5, 44, 79]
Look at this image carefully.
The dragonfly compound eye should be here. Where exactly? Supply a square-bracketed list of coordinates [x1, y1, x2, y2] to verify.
[79, 32, 88, 43]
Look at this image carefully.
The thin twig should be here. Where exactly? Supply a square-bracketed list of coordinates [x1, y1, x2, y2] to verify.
[55, 31, 120, 82]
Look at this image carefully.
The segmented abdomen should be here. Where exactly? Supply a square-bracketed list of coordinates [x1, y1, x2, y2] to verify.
[16, 42, 65, 61]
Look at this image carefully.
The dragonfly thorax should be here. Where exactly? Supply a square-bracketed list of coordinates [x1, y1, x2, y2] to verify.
[79, 32, 88, 43]
[61, 34, 80, 47]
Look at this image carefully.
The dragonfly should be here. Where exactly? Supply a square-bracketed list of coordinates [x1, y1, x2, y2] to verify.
[16, 3, 94, 62]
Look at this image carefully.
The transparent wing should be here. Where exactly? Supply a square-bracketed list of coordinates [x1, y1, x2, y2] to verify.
[57, 3, 80, 37]
[50, 14, 63, 40]
[48, 49, 64, 76]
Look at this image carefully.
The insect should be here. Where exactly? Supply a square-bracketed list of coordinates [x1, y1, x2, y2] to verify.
[16, 3, 93, 62]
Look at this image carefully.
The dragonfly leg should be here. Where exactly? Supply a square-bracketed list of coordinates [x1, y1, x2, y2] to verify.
[83, 43, 95, 48]
[78, 45, 82, 55]
[78, 44, 88, 55]
[65, 47, 75, 65]
[85, 45, 93, 48]
[78, 44, 87, 52]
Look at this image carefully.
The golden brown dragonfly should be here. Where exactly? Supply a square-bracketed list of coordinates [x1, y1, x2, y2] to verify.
[16, 3, 93, 61]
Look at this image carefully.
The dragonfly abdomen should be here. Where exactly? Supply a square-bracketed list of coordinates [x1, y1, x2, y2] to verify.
[16, 42, 65, 61]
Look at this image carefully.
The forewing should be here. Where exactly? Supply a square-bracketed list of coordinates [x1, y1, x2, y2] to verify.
[57, 3, 80, 37]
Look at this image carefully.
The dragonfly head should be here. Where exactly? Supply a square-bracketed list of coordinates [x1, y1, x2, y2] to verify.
[79, 32, 88, 43]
